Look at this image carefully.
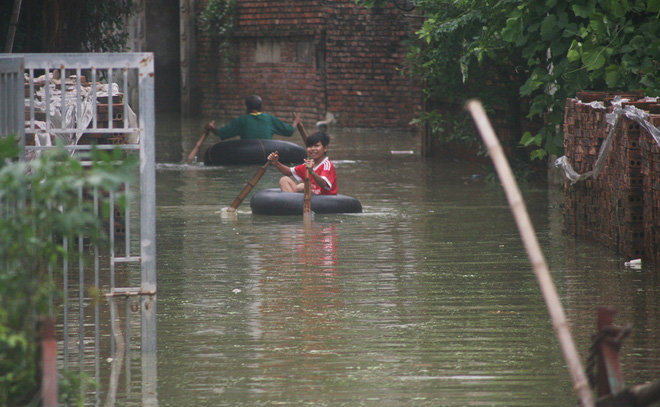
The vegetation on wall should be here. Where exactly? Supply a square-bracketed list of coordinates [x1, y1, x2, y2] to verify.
[0, 137, 136, 406]
[359, 0, 660, 161]
[1, 0, 134, 52]
[199, 0, 237, 68]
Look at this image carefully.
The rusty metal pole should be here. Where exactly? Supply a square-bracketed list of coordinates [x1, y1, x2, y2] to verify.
[40, 317, 58, 407]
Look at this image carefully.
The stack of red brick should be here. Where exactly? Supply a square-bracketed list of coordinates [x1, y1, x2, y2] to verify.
[563, 91, 660, 261]
[24, 75, 127, 146]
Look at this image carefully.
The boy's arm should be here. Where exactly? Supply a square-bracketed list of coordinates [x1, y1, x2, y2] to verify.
[268, 152, 293, 176]
[305, 160, 329, 188]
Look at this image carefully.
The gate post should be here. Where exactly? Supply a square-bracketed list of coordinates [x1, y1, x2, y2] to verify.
[0, 56, 25, 160]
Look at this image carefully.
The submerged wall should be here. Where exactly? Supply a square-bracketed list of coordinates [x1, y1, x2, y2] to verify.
[196, 0, 421, 129]
[561, 91, 660, 262]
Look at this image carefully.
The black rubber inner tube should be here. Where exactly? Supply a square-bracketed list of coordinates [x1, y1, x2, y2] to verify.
[203, 139, 307, 166]
[250, 188, 362, 215]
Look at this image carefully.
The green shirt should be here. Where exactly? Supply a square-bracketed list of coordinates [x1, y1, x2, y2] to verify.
[216, 112, 295, 140]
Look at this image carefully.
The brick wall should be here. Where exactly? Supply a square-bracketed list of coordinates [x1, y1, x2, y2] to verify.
[197, 0, 421, 129]
[562, 91, 660, 262]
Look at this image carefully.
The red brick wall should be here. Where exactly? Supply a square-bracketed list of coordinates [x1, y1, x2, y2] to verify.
[197, 0, 421, 129]
[562, 91, 660, 262]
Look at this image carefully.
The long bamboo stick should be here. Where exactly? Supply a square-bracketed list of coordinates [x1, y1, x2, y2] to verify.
[297, 121, 309, 144]
[186, 129, 210, 164]
[303, 169, 311, 216]
[227, 160, 271, 212]
[466, 99, 594, 407]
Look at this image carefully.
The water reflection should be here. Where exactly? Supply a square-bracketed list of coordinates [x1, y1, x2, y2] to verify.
[149, 114, 660, 407]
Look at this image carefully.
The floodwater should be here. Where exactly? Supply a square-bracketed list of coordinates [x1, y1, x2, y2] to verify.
[150, 115, 660, 406]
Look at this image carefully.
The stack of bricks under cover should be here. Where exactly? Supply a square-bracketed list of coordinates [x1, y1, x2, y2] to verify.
[562, 91, 660, 262]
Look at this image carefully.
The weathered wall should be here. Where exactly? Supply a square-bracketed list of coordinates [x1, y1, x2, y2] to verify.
[146, 0, 180, 112]
[562, 91, 660, 262]
[197, 0, 421, 129]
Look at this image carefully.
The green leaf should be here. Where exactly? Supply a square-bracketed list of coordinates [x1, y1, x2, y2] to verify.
[605, 68, 620, 87]
[531, 148, 548, 160]
[520, 131, 534, 146]
[648, 0, 660, 12]
[502, 17, 523, 43]
[582, 46, 607, 70]
[572, 3, 593, 18]
[541, 15, 559, 40]
[567, 40, 581, 62]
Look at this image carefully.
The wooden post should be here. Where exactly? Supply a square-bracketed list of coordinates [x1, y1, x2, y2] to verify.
[466, 99, 594, 407]
[4, 0, 22, 53]
[596, 307, 626, 397]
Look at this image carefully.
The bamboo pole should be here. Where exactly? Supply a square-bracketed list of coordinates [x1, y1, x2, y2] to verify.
[186, 129, 209, 163]
[297, 121, 309, 144]
[466, 99, 594, 407]
[227, 160, 271, 212]
[303, 170, 311, 217]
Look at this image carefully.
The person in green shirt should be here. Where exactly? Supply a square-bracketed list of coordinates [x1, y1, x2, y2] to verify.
[205, 95, 302, 140]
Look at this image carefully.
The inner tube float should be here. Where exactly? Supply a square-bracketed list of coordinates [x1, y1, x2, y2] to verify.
[204, 139, 307, 166]
[250, 188, 362, 216]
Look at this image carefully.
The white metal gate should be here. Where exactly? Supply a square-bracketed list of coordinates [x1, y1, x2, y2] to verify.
[0, 53, 157, 405]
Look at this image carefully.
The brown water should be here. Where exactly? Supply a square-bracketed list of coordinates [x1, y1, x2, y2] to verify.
[151, 115, 660, 406]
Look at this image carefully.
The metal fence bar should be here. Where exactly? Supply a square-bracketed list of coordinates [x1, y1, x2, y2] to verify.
[1, 53, 157, 405]
[0, 56, 24, 158]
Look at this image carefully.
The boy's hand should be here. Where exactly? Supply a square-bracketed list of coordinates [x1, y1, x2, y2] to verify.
[268, 151, 279, 163]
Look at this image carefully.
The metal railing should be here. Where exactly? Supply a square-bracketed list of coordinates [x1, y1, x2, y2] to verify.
[0, 53, 157, 405]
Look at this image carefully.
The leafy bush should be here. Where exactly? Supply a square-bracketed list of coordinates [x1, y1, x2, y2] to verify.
[0, 137, 137, 406]
[358, 0, 660, 161]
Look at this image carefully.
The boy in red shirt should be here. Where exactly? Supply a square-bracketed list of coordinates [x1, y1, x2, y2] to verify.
[267, 132, 337, 195]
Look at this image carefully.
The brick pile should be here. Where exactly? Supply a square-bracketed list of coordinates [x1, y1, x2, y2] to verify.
[562, 91, 660, 261]
[24, 75, 127, 146]
[641, 113, 660, 263]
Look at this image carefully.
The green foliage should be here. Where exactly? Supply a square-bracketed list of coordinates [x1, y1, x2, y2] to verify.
[0, 137, 137, 406]
[358, 0, 660, 161]
[200, 0, 237, 67]
[80, 0, 134, 52]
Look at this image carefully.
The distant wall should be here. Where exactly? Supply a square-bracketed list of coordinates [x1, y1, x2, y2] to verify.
[146, 0, 180, 112]
[561, 91, 660, 262]
[197, 0, 421, 129]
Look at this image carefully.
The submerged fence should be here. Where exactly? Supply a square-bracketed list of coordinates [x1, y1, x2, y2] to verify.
[0, 53, 157, 405]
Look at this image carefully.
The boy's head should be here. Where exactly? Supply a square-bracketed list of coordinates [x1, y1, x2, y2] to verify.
[306, 132, 330, 148]
[245, 95, 263, 112]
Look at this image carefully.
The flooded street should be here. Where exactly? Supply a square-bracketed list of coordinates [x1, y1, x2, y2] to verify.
[152, 115, 660, 406]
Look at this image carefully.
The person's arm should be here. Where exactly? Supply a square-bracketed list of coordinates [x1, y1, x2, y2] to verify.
[268, 152, 293, 176]
[215, 116, 244, 140]
[270, 115, 295, 137]
[305, 159, 329, 189]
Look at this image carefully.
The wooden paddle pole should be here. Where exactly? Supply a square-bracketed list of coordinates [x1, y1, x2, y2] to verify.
[297, 121, 309, 144]
[303, 169, 312, 216]
[186, 128, 210, 163]
[466, 99, 595, 407]
[227, 160, 271, 212]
